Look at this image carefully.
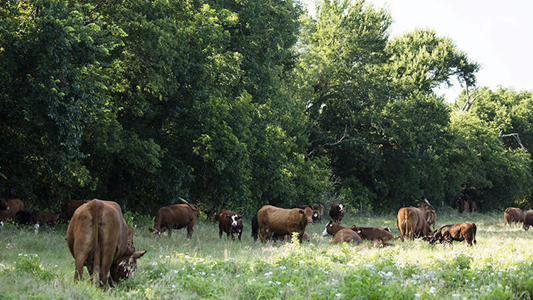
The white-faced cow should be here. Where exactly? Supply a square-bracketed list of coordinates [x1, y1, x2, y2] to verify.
[66, 199, 147, 287]
[329, 204, 345, 222]
[218, 210, 243, 240]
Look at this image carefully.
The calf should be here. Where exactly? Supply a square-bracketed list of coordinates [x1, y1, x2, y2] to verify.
[218, 210, 243, 240]
[504, 207, 523, 226]
[329, 204, 345, 222]
[331, 229, 362, 244]
[350, 225, 397, 243]
[33, 210, 60, 227]
[66, 199, 147, 287]
[15, 211, 37, 226]
[427, 223, 477, 247]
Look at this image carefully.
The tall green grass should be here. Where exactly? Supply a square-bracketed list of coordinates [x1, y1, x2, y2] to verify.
[1, 211, 532, 299]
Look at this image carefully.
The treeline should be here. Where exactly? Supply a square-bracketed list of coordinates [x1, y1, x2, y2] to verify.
[0, 0, 531, 215]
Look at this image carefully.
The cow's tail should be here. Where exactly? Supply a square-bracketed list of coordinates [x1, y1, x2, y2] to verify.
[91, 200, 103, 285]
[179, 197, 198, 211]
[473, 223, 477, 244]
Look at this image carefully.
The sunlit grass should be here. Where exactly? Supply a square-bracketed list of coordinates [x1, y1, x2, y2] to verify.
[1, 210, 532, 299]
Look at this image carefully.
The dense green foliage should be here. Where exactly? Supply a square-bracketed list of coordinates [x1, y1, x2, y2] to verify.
[1, 0, 531, 213]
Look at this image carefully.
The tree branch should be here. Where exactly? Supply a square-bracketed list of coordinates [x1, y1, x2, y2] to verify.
[498, 130, 529, 153]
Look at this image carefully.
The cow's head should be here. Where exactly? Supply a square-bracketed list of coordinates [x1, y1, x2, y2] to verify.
[524, 223, 530, 231]
[312, 209, 320, 221]
[227, 214, 242, 228]
[323, 220, 343, 236]
[300, 207, 314, 225]
[350, 225, 365, 238]
[112, 250, 147, 282]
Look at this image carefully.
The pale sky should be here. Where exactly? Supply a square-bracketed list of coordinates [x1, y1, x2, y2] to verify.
[302, 0, 533, 100]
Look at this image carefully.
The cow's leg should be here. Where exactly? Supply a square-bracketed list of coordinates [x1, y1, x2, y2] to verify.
[219, 226, 223, 239]
[99, 246, 114, 287]
[187, 220, 195, 238]
[74, 255, 88, 281]
[238, 231, 242, 241]
[259, 227, 267, 242]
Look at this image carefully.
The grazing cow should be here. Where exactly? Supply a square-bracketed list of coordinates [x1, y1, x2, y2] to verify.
[330, 229, 362, 244]
[218, 210, 243, 240]
[0, 199, 25, 221]
[322, 220, 349, 237]
[206, 210, 218, 222]
[256, 205, 313, 243]
[350, 225, 397, 243]
[504, 207, 523, 226]
[396, 206, 433, 240]
[15, 210, 37, 225]
[522, 210, 533, 231]
[61, 200, 89, 221]
[33, 210, 61, 227]
[329, 204, 345, 222]
[426, 223, 477, 247]
[66, 199, 147, 287]
[148, 199, 198, 238]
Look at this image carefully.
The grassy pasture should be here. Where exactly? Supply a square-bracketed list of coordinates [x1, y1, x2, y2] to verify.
[1, 210, 532, 299]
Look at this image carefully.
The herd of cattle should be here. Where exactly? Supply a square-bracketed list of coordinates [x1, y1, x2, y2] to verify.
[1, 197, 532, 288]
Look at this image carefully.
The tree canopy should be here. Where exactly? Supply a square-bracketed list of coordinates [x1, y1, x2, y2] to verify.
[1, 0, 531, 214]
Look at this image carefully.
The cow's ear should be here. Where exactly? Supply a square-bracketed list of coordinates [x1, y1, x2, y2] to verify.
[132, 250, 147, 259]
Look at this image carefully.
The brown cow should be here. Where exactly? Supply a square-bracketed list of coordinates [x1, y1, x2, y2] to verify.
[218, 210, 243, 240]
[322, 220, 349, 237]
[0, 199, 24, 221]
[522, 210, 533, 231]
[61, 200, 89, 221]
[206, 210, 218, 222]
[33, 210, 61, 226]
[396, 206, 433, 240]
[504, 207, 523, 226]
[66, 199, 147, 287]
[330, 229, 362, 244]
[329, 204, 345, 222]
[257, 205, 313, 243]
[350, 225, 397, 243]
[149, 199, 198, 238]
[426, 223, 477, 247]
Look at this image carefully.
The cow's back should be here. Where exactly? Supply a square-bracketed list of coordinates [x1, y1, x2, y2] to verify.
[0, 199, 24, 220]
[158, 204, 197, 229]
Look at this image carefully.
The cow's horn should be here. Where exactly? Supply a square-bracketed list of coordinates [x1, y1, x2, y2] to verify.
[179, 197, 190, 204]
